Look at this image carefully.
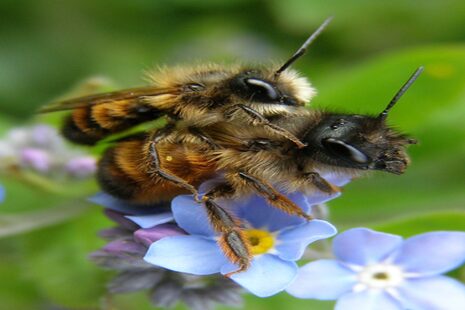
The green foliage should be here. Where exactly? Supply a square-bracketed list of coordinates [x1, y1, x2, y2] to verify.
[0, 1, 464, 309]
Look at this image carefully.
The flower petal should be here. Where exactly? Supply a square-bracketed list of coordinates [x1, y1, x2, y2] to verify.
[319, 171, 353, 187]
[221, 254, 297, 297]
[89, 192, 169, 215]
[275, 220, 337, 261]
[65, 156, 96, 178]
[171, 195, 215, 236]
[333, 228, 403, 266]
[104, 209, 139, 230]
[335, 290, 401, 310]
[387, 231, 465, 276]
[20, 148, 50, 172]
[102, 239, 147, 256]
[0, 186, 4, 203]
[144, 235, 227, 275]
[134, 224, 186, 247]
[286, 260, 356, 300]
[228, 195, 306, 232]
[304, 191, 341, 210]
[288, 192, 336, 213]
[396, 276, 465, 310]
[126, 212, 174, 228]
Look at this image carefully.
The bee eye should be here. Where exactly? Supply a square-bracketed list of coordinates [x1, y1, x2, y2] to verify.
[244, 78, 279, 100]
[185, 83, 205, 92]
[322, 138, 369, 164]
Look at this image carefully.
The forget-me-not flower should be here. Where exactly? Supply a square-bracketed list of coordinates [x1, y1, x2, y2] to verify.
[143, 191, 338, 297]
[286, 228, 465, 310]
[89, 193, 244, 310]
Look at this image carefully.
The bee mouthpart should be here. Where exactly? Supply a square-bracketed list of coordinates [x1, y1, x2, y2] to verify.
[373, 159, 408, 175]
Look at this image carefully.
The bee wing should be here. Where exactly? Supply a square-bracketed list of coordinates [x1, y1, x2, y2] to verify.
[38, 86, 180, 113]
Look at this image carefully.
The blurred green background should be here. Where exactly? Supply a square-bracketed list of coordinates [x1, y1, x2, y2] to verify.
[1, 0, 464, 309]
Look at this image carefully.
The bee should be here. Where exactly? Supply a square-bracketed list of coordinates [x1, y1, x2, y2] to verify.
[96, 67, 422, 275]
[39, 18, 333, 199]
[38, 20, 334, 146]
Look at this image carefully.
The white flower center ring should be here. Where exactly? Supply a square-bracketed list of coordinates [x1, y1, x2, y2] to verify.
[354, 263, 404, 292]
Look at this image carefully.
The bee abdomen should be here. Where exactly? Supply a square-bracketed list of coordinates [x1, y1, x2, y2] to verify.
[97, 134, 218, 204]
[63, 102, 163, 145]
[97, 147, 140, 200]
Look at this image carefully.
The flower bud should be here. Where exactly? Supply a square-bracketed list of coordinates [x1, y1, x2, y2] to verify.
[134, 224, 186, 247]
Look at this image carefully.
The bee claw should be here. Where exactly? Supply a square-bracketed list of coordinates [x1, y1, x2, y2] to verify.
[223, 264, 249, 278]
[302, 213, 314, 221]
[193, 192, 202, 203]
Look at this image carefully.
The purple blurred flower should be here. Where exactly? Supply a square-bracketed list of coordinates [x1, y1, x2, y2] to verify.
[0, 124, 96, 180]
[143, 192, 337, 297]
[134, 224, 186, 247]
[65, 156, 97, 178]
[90, 201, 244, 310]
[287, 228, 465, 310]
[20, 148, 51, 172]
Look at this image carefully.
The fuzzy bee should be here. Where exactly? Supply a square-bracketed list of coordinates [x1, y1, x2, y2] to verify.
[39, 18, 333, 199]
[96, 67, 422, 275]
[39, 19, 334, 148]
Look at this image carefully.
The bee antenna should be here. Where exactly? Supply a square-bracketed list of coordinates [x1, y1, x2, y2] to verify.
[274, 16, 333, 78]
[378, 66, 424, 121]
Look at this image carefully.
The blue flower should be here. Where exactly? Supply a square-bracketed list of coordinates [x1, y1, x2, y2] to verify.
[142, 192, 337, 297]
[0, 185, 4, 203]
[89, 192, 171, 215]
[286, 228, 465, 310]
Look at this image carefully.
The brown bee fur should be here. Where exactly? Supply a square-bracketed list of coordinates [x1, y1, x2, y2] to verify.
[97, 133, 217, 204]
[42, 64, 315, 146]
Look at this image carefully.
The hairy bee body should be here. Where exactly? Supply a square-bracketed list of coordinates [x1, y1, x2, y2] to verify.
[40, 17, 421, 275]
[96, 105, 413, 206]
[97, 132, 217, 204]
[49, 64, 315, 146]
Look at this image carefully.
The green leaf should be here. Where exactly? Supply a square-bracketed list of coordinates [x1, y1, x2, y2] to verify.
[314, 46, 465, 132]
[374, 211, 465, 237]
[317, 46, 465, 227]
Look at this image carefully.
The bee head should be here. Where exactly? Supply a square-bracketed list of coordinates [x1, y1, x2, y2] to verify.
[302, 66, 423, 174]
[228, 69, 314, 106]
[228, 17, 333, 108]
[303, 114, 415, 174]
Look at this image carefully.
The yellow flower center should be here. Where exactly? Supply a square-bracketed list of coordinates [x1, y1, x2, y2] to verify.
[244, 229, 275, 255]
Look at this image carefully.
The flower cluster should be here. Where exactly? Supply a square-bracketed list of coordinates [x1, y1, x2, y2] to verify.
[90, 173, 465, 310]
[89, 173, 348, 303]
[144, 191, 337, 297]
[0, 124, 96, 179]
[89, 195, 244, 310]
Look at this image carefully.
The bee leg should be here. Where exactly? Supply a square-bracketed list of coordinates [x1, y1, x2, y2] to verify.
[237, 171, 313, 221]
[188, 127, 222, 149]
[228, 104, 307, 149]
[148, 127, 201, 202]
[202, 184, 252, 276]
[303, 172, 341, 194]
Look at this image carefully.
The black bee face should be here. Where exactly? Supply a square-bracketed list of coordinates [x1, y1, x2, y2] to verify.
[303, 114, 415, 174]
[228, 70, 300, 106]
